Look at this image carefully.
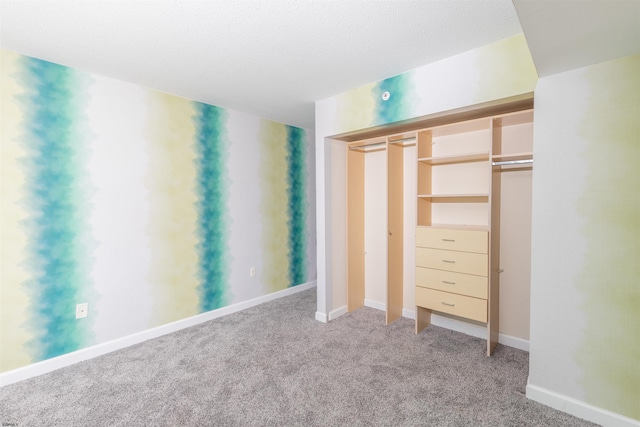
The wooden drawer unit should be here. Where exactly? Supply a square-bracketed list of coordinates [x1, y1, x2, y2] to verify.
[413, 110, 533, 355]
[416, 227, 488, 253]
[416, 247, 488, 276]
[416, 287, 487, 323]
[416, 267, 488, 299]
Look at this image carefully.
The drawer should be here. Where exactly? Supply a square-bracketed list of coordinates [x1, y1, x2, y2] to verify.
[416, 287, 487, 323]
[416, 247, 488, 276]
[416, 227, 487, 254]
[416, 267, 488, 299]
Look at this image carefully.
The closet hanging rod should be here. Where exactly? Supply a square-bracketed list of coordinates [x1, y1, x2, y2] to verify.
[492, 159, 533, 166]
[388, 136, 416, 144]
[348, 141, 386, 151]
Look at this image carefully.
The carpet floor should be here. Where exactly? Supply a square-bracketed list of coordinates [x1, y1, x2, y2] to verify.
[1, 288, 597, 426]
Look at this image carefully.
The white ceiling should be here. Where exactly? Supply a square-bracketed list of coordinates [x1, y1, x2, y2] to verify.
[1, 1, 638, 129]
[0, 0, 523, 129]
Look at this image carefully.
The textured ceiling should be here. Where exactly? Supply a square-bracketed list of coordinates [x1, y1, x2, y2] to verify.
[4, 1, 637, 129]
[0, 0, 523, 129]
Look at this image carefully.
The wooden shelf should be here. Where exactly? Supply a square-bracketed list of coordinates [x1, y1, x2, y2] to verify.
[427, 117, 491, 137]
[493, 110, 533, 127]
[418, 151, 490, 165]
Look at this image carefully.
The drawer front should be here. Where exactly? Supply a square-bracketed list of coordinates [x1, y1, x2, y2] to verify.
[416, 267, 488, 299]
[416, 247, 488, 276]
[416, 287, 487, 323]
[416, 227, 487, 254]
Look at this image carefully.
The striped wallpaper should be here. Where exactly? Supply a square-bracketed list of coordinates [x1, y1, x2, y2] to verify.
[193, 103, 231, 312]
[17, 56, 96, 361]
[0, 50, 315, 373]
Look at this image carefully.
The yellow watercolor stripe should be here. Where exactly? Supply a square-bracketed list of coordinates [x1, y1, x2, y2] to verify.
[0, 50, 34, 372]
[474, 34, 538, 104]
[336, 82, 377, 134]
[576, 54, 640, 420]
[146, 91, 200, 325]
[260, 120, 290, 292]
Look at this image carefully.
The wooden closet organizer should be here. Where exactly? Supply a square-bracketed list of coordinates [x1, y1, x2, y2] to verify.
[347, 132, 415, 324]
[344, 103, 533, 356]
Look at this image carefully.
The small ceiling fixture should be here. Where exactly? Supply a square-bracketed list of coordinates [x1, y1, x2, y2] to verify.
[382, 91, 390, 101]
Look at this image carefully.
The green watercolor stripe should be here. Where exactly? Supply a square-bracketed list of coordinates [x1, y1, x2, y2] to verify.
[372, 73, 416, 126]
[285, 126, 308, 287]
[18, 56, 94, 361]
[193, 102, 230, 311]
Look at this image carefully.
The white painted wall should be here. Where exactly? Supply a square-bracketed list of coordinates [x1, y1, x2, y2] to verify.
[360, 145, 418, 313]
[529, 71, 590, 400]
[364, 150, 387, 305]
[330, 140, 347, 311]
[497, 122, 533, 340]
[528, 55, 640, 424]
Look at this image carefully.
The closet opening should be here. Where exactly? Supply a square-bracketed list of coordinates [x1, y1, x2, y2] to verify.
[333, 95, 534, 355]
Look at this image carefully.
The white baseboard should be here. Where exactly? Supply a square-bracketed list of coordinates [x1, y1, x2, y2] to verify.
[526, 383, 640, 427]
[430, 313, 529, 352]
[328, 305, 347, 321]
[0, 281, 317, 387]
[316, 305, 347, 322]
[315, 311, 328, 323]
[366, 303, 529, 352]
[496, 333, 529, 352]
[364, 299, 386, 312]
[402, 308, 416, 320]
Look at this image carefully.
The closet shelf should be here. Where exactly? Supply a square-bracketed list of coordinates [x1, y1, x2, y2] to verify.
[418, 151, 490, 165]
[414, 107, 534, 357]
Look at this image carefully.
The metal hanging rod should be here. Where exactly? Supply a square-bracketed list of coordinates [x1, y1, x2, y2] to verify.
[388, 136, 416, 144]
[492, 159, 533, 166]
[348, 141, 386, 151]
[349, 136, 416, 151]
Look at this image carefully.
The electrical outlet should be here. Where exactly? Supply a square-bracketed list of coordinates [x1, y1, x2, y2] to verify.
[76, 303, 88, 319]
[250, 267, 256, 278]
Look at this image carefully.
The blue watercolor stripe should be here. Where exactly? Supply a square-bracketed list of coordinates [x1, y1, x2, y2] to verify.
[286, 126, 308, 287]
[373, 73, 416, 126]
[19, 56, 93, 361]
[193, 103, 230, 311]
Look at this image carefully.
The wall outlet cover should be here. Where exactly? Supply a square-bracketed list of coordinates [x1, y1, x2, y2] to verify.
[76, 303, 88, 319]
